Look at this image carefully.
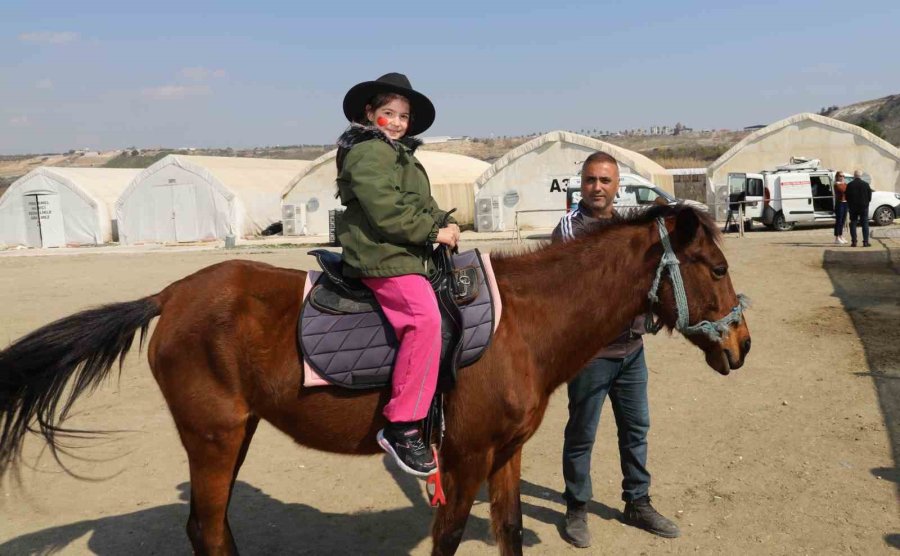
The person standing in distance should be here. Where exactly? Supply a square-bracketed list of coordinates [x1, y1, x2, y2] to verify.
[845, 170, 873, 247]
[552, 151, 680, 548]
[833, 171, 848, 245]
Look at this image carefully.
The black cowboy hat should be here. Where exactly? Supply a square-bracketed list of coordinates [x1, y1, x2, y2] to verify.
[342, 72, 435, 137]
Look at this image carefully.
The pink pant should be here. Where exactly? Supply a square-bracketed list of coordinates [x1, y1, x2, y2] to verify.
[362, 274, 441, 422]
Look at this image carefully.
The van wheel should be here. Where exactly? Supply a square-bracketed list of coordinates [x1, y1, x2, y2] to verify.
[773, 212, 795, 231]
[873, 205, 896, 226]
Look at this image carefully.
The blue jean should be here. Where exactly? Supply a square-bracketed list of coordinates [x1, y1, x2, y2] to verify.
[849, 206, 869, 244]
[562, 347, 651, 504]
[834, 202, 848, 237]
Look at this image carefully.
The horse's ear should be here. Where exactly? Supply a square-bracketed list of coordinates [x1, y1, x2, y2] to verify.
[670, 207, 700, 250]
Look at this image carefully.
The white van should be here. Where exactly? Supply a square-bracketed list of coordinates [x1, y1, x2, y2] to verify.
[727, 159, 900, 231]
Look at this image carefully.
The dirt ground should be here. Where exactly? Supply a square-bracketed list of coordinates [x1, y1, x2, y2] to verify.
[1, 225, 898, 555]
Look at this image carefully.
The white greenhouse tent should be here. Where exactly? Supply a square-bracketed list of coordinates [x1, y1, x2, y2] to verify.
[281, 149, 489, 234]
[707, 113, 900, 217]
[0, 167, 139, 248]
[116, 155, 311, 244]
[473, 131, 673, 231]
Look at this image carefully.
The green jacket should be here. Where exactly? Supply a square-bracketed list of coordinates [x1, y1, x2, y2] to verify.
[335, 129, 454, 278]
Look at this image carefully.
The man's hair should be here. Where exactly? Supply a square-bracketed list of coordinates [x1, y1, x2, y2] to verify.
[581, 151, 618, 173]
[853, 170, 861, 179]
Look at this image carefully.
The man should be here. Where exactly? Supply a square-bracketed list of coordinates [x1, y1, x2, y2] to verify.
[552, 151, 680, 548]
[845, 170, 873, 247]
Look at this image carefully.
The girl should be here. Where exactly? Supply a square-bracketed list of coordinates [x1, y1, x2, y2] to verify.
[334, 73, 459, 476]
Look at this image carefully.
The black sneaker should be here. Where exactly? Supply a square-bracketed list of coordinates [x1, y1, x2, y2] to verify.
[377, 423, 437, 477]
[562, 502, 591, 548]
[623, 496, 681, 538]
[863, 242, 871, 247]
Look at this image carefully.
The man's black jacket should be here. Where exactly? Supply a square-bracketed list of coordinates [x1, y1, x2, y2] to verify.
[845, 178, 873, 211]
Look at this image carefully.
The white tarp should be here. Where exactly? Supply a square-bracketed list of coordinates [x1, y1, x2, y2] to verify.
[473, 131, 673, 231]
[0, 167, 139, 247]
[281, 149, 489, 233]
[116, 155, 310, 244]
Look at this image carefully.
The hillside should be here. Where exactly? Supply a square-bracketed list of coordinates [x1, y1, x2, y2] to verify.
[822, 94, 900, 146]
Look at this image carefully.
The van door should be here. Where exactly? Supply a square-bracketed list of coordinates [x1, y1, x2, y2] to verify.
[810, 173, 834, 215]
[743, 174, 764, 219]
[777, 173, 815, 223]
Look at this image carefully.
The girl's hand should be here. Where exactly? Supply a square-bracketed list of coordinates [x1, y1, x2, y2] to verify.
[436, 226, 459, 249]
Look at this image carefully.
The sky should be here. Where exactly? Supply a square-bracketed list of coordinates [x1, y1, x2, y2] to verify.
[1, 0, 899, 154]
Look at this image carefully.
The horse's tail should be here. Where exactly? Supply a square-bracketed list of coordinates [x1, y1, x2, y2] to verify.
[0, 296, 161, 476]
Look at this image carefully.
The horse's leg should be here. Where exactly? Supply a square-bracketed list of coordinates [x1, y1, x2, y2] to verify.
[488, 448, 524, 556]
[431, 453, 490, 556]
[180, 412, 257, 556]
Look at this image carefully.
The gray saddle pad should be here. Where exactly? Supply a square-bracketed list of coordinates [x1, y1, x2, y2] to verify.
[298, 249, 495, 389]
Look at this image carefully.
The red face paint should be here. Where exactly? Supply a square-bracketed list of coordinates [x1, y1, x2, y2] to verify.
[376, 116, 388, 127]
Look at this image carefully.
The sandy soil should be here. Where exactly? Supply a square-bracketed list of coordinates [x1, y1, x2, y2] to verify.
[1, 226, 898, 555]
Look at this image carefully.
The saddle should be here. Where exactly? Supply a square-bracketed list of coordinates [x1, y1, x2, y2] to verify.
[298, 247, 496, 392]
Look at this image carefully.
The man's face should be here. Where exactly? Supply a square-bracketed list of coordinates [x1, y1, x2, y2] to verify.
[580, 161, 620, 217]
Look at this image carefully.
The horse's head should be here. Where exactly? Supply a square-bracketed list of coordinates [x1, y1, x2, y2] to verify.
[647, 205, 751, 375]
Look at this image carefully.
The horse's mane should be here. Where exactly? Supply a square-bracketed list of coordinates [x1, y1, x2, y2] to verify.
[491, 204, 720, 263]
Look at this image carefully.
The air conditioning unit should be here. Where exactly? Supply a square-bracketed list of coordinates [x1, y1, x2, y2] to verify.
[282, 204, 298, 236]
[476, 196, 504, 232]
[281, 203, 310, 236]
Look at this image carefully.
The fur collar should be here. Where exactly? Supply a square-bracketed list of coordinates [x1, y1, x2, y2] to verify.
[336, 123, 422, 154]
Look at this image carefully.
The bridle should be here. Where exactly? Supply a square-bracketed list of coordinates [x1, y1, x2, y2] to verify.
[645, 217, 748, 341]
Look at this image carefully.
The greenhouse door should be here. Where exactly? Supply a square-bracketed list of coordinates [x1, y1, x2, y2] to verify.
[152, 185, 176, 242]
[23, 193, 65, 248]
[151, 183, 200, 243]
[172, 184, 200, 242]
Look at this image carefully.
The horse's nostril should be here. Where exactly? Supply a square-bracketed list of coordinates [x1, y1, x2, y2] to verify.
[742, 338, 751, 354]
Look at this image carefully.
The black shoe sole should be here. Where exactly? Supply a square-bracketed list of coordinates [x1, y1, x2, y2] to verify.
[625, 519, 681, 539]
[562, 532, 591, 548]
[562, 525, 591, 548]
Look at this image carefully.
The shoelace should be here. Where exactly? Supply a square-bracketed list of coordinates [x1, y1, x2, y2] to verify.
[408, 436, 428, 456]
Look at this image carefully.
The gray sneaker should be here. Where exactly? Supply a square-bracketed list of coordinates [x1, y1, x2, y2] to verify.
[562, 502, 591, 548]
[623, 496, 681, 538]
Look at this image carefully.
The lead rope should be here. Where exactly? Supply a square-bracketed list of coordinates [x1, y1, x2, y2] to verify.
[646, 217, 749, 342]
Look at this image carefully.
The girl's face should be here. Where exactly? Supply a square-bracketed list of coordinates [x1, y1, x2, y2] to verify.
[366, 96, 410, 140]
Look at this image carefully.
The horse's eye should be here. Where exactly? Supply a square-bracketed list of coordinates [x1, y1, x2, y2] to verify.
[713, 266, 728, 278]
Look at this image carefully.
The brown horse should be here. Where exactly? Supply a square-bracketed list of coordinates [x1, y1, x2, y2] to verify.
[0, 204, 750, 555]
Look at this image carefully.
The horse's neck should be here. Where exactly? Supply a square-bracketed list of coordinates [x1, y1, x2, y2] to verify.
[493, 225, 659, 392]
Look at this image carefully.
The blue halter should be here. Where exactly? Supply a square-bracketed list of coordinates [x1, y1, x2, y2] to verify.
[645, 218, 748, 341]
